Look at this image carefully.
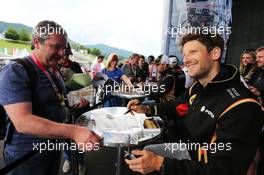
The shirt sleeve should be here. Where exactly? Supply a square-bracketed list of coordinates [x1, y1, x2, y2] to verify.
[121, 64, 132, 77]
[0, 62, 31, 105]
[101, 68, 106, 74]
[118, 69, 124, 77]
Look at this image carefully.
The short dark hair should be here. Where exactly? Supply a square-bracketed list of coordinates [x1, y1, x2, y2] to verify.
[31, 20, 67, 50]
[181, 33, 224, 57]
[148, 55, 155, 62]
[139, 55, 145, 60]
[97, 55, 104, 59]
[154, 55, 164, 65]
[131, 53, 139, 59]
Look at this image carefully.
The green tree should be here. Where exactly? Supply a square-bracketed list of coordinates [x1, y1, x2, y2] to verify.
[4, 27, 19, 40]
[86, 47, 91, 54]
[90, 48, 101, 56]
[79, 45, 87, 50]
[19, 29, 31, 41]
[79, 45, 91, 54]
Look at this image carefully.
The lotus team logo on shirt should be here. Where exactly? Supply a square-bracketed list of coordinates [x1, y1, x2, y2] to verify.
[200, 106, 215, 119]
[200, 106, 206, 112]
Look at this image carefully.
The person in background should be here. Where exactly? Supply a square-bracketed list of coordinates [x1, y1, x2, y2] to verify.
[147, 55, 176, 103]
[59, 43, 92, 92]
[247, 46, 264, 175]
[101, 53, 133, 106]
[59, 43, 82, 81]
[102, 53, 132, 85]
[121, 53, 139, 84]
[169, 55, 186, 98]
[168, 55, 179, 69]
[148, 55, 158, 82]
[60, 43, 89, 174]
[91, 55, 104, 78]
[239, 49, 257, 82]
[248, 46, 264, 105]
[136, 55, 149, 83]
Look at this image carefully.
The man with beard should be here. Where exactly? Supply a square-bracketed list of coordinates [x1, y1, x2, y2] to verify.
[122, 53, 139, 84]
[248, 46, 264, 105]
[125, 33, 264, 175]
[147, 55, 177, 103]
[0, 20, 100, 175]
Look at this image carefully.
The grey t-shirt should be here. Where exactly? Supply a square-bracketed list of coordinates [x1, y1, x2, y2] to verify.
[121, 63, 137, 81]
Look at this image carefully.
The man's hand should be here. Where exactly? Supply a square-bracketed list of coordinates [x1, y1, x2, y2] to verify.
[72, 126, 101, 152]
[127, 99, 147, 114]
[4, 102, 101, 148]
[248, 85, 261, 96]
[125, 150, 164, 174]
[71, 98, 89, 109]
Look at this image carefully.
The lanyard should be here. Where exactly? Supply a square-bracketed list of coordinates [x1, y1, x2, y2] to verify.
[31, 53, 65, 106]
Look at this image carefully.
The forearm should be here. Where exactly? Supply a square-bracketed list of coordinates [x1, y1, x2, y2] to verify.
[121, 75, 133, 87]
[15, 114, 79, 140]
[4, 103, 99, 148]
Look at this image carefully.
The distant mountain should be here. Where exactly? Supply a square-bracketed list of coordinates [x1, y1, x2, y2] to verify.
[86, 43, 134, 59]
[0, 21, 33, 33]
[0, 21, 135, 59]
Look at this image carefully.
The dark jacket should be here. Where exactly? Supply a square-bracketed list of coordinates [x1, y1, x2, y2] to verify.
[70, 61, 82, 73]
[171, 66, 186, 98]
[148, 68, 176, 103]
[136, 62, 149, 82]
[240, 63, 257, 82]
[248, 67, 264, 104]
[148, 65, 264, 175]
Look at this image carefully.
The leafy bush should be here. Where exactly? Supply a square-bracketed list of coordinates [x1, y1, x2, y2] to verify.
[90, 48, 101, 56]
[4, 27, 19, 40]
[19, 29, 31, 41]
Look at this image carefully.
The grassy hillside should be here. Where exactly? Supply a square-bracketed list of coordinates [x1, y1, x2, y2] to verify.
[0, 22, 135, 60]
[0, 39, 31, 55]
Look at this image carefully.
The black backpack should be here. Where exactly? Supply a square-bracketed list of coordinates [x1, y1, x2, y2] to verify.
[0, 58, 37, 141]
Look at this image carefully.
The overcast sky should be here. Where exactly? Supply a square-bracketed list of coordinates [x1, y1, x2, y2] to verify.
[0, 0, 163, 56]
